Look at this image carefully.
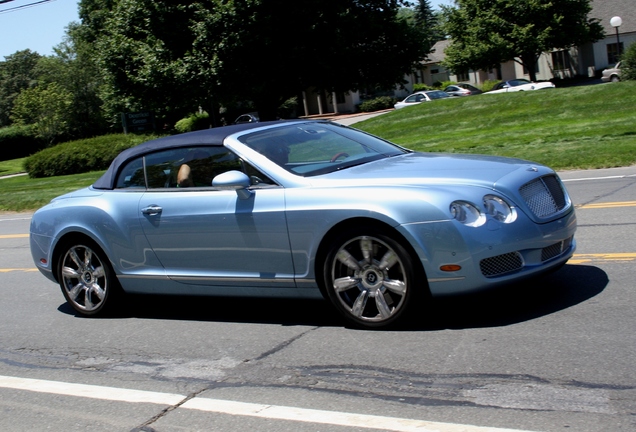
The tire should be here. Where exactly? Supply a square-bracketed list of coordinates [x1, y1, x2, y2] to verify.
[322, 226, 420, 329]
[610, 75, 620, 83]
[56, 238, 121, 316]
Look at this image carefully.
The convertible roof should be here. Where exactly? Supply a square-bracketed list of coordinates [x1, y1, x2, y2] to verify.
[93, 120, 298, 190]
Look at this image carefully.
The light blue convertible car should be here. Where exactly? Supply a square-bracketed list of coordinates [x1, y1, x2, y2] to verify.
[30, 120, 577, 328]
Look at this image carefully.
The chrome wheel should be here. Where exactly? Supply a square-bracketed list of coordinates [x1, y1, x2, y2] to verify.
[58, 241, 115, 315]
[325, 232, 414, 328]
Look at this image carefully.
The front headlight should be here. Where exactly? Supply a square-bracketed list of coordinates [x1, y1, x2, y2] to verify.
[450, 201, 486, 227]
[483, 195, 517, 223]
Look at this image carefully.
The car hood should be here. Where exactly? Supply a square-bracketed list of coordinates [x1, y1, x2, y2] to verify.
[311, 152, 550, 190]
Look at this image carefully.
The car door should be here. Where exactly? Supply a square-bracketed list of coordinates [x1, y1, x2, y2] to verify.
[136, 146, 295, 290]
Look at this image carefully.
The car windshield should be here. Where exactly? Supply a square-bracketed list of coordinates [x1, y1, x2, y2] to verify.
[238, 122, 408, 177]
[509, 79, 531, 86]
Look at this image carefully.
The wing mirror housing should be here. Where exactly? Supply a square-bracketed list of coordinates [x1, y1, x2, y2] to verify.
[212, 170, 252, 199]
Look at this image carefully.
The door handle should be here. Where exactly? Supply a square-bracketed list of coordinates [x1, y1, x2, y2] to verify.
[141, 205, 163, 216]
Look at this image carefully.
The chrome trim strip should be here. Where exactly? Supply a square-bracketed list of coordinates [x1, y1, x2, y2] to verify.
[427, 277, 466, 283]
[171, 276, 295, 284]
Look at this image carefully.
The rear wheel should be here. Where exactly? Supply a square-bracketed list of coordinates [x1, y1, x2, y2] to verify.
[57, 238, 120, 316]
[322, 227, 420, 329]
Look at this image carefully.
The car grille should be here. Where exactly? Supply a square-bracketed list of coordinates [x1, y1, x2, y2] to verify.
[480, 252, 523, 278]
[519, 175, 567, 218]
[541, 237, 573, 262]
[480, 236, 573, 278]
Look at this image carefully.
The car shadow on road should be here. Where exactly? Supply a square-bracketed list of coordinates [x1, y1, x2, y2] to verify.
[57, 264, 607, 330]
[58, 293, 345, 327]
[410, 264, 608, 331]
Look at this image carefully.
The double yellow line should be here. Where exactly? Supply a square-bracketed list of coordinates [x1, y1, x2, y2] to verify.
[0, 234, 29, 239]
[576, 201, 636, 209]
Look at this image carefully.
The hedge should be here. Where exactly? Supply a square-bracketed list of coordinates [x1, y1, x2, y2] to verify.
[24, 133, 162, 178]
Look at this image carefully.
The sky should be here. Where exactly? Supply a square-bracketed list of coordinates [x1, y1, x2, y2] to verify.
[0, 0, 452, 60]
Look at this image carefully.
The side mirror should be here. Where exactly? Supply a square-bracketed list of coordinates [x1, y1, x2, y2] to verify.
[212, 170, 252, 199]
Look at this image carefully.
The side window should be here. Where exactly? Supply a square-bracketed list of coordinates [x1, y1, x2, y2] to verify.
[174, 147, 242, 188]
[115, 157, 145, 189]
[114, 146, 274, 189]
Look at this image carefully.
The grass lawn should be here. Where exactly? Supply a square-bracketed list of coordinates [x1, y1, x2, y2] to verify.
[1, 81, 635, 212]
[355, 81, 636, 170]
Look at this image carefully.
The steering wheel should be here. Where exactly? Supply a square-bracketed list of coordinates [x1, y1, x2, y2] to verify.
[330, 152, 349, 162]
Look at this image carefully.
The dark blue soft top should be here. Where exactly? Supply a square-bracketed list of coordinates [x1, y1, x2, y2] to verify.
[93, 120, 296, 190]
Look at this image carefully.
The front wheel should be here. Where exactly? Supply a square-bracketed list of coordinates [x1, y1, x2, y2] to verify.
[57, 238, 120, 316]
[322, 228, 420, 329]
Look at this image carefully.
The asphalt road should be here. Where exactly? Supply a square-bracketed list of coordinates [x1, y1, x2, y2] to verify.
[0, 165, 634, 432]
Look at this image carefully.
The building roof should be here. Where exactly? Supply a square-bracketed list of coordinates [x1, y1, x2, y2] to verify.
[591, 0, 636, 35]
[422, 39, 451, 65]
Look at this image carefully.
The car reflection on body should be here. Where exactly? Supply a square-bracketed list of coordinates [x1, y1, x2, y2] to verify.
[443, 83, 483, 97]
[487, 78, 555, 93]
[30, 120, 577, 329]
[394, 90, 451, 109]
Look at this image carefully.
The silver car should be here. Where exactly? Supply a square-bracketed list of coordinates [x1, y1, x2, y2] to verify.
[394, 90, 451, 109]
[30, 120, 577, 328]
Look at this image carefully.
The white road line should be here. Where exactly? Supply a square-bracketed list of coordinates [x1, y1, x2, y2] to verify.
[0, 375, 538, 432]
[0, 375, 184, 405]
[561, 174, 636, 182]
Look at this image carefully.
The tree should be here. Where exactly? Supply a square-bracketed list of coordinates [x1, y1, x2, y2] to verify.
[79, 0, 429, 123]
[11, 82, 73, 145]
[413, 0, 443, 53]
[621, 42, 636, 81]
[441, 0, 605, 82]
[0, 50, 42, 127]
[36, 23, 109, 137]
[189, 0, 428, 120]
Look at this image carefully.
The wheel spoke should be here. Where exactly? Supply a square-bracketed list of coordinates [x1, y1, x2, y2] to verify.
[62, 266, 80, 279]
[336, 249, 361, 271]
[351, 290, 369, 317]
[90, 283, 106, 302]
[68, 248, 83, 269]
[383, 278, 406, 295]
[92, 265, 105, 279]
[333, 276, 359, 292]
[83, 248, 93, 267]
[375, 293, 393, 319]
[68, 283, 84, 301]
[378, 250, 399, 270]
[359, 237, 373, 264]
[83, 288, 95, 309]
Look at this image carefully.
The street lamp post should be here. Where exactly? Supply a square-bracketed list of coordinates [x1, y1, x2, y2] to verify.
[610, 16, 623, 62]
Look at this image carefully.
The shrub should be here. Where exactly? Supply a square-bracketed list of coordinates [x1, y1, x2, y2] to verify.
[174, 112, 211, 133]
[481, 80, 500, 92]
[0, 125, 45, 161]
[412, 83, 434, 92]
[358, 96, 397, 112]
[24, 133, 162, 178]
[621, 42, 636, 81]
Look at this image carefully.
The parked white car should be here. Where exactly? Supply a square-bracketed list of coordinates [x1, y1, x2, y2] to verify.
[394, 90, 451, 109]
[487, 79, 555, 94]
[601, 62, 621, 82]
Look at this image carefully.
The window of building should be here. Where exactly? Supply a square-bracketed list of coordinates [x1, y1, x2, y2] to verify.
[551, 50, 571, 71]
[607, 43, 623, 64]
